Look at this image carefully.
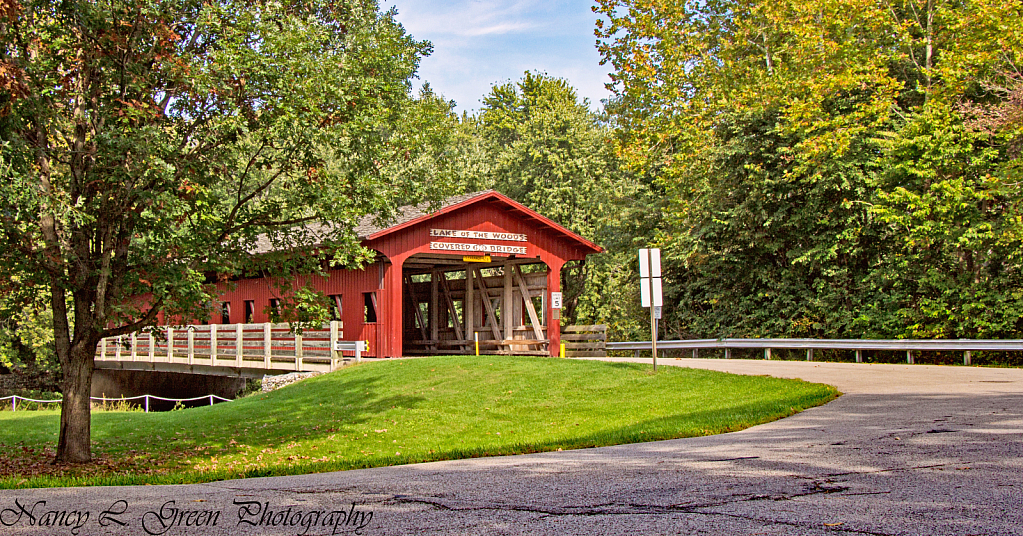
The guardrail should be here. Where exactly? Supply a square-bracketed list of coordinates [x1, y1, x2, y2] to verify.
[0, 394, 232, 412]
[605, 338, 1023, 365]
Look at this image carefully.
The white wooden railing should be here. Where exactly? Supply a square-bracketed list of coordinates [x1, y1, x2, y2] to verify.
[95, 321, 354, 373]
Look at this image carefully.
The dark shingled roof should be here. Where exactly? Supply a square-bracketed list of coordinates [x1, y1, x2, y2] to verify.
[354, 190, 494, 239]
[250, 190, 495, 254]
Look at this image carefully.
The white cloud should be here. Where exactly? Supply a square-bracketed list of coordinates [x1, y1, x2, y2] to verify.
[390, 0, 612, 113]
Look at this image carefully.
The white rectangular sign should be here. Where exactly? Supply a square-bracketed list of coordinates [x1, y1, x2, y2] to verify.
[639, 248, 661, 277]
[430, 229, 527, 242]
[639, 248, 663, 307]
[430, 242, 527, 255]
[551, 292, 563, 309]
[640, 277, 663, 307]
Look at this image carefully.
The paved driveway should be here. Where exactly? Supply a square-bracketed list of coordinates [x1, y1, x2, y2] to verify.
[1, 360, 1021, 535]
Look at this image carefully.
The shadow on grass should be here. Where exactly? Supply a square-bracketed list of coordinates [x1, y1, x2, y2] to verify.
[0, 357, 839, 488]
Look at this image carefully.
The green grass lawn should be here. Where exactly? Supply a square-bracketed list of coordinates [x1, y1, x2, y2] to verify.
[0, 356, 838, 489]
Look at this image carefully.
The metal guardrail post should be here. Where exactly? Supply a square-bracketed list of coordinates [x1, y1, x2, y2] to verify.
[764, 348, 771, 360]
[964, 351, 971, 366]
[856, 350, 863, 363]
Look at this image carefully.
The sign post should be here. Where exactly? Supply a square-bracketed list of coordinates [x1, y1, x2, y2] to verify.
[639, 248, 662, 371]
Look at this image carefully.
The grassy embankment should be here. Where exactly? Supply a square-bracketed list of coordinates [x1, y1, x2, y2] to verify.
[0, 356, 838, 488]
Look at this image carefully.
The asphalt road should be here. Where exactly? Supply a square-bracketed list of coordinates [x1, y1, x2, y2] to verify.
[1, 359, 1021, 536]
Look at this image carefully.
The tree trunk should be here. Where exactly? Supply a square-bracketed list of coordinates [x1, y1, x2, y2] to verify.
[54, 338, 96, 463]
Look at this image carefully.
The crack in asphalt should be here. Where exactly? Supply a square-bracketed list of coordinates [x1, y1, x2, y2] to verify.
[386, 479, 897, 535]
[823, 462, 958, 477]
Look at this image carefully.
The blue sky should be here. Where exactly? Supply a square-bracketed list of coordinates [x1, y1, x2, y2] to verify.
[387, 1, 614, 113]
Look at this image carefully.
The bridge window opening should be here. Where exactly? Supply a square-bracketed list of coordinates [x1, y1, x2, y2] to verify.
[364, 292, 378, 323]
[268, 298, 281, 318]
[220, 302, 231, 324]
[329, 294, 343, 321]
[244, 300, 255, 323]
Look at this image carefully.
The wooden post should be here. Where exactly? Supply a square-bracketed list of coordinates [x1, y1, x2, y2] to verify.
[114, 337, 122, 360]
[235, 323, 243, 367]
[430, 271, 440, 353]
[806, 348, 814, 361]
[513, 266, 545, 344]
[438, 273, 466, 351]
[210, 324, 218, 364]
[131, 333, 138, 361]
[964, 350, 972, 366]
[330, 320, 340, 367]
[148, 332, 155, 362]
[855, 350, 863, 363]
[503, 264, 513, 349]
[167, 327, 174, 361]
[263, 323, 272, 369]
[474, 268, 503, 343]
[295, 330, 303, 371]
[764, 347, 771, 360]
[465, 266, 475, 346]
[187, 327, 194, 365]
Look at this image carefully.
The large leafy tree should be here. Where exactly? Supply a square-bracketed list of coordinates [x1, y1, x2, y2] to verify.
[474, 72, 657, 337]
[595, 0, 1023, 339]
[0, 0, 437, 462]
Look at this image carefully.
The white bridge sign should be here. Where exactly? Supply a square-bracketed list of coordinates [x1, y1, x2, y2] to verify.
[430, 242, 527, 255]
[430, 229, 527, 242]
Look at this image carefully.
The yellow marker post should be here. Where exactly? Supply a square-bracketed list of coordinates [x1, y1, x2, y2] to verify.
[560, 343, 566, 358]
[474, 332, 479, 356]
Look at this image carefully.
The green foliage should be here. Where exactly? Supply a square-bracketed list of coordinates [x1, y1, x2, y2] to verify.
[470, 72, 658, 337]
[0, 0, 447, 460]
[596, 0, 1023, 339]
[0, 288, 60, 374]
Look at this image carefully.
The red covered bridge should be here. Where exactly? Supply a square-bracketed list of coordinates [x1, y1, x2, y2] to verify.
[208, 190, 601, 358]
